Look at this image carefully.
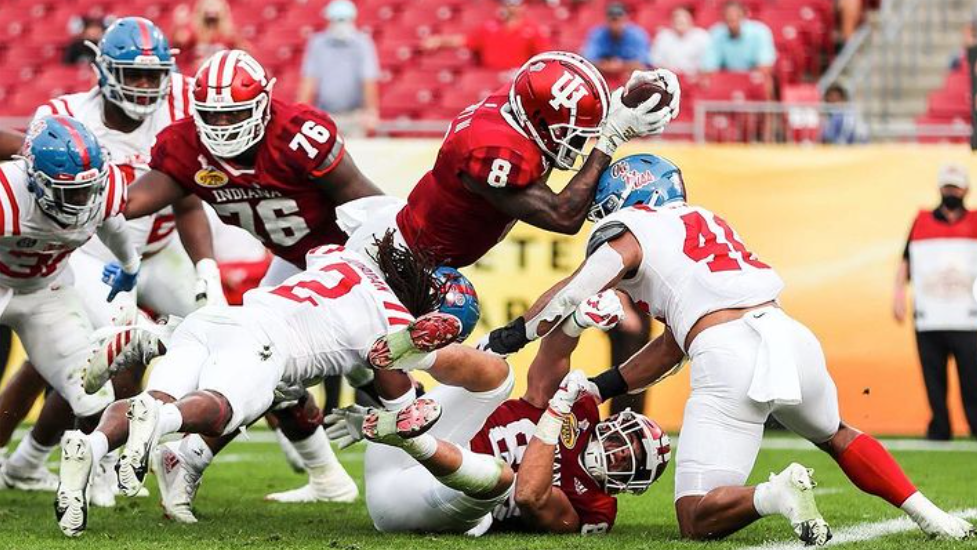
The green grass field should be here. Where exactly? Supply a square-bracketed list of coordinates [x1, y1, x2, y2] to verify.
[0, 433, 975, 550]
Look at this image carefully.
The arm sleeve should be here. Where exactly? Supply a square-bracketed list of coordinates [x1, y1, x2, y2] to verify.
[97, 215, 141, 273]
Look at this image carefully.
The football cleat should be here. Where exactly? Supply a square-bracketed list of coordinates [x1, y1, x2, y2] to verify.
[264, 465, 359, 504]
[117, 394, 162, 497]
[904, 492, 976, 540]
[55, 432, 93, 537]
[362, 398, 442, 446]
[766, 463, 832, 546]
[1, 460, 59, 492]
[83, 308, 176, 395]
[368, 313, 461, 369]
[152, 443, 200, 523]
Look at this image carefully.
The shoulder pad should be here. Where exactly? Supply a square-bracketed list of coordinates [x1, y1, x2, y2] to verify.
[586, 221, 629, 257]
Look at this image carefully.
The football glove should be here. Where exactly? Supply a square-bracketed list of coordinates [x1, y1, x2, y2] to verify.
[194, 258, 227, 308]
[101, 261, 139, 302]
[324, 404, 371, 449]
[562, 290, 625, 338]
[549, 370, 599, 416]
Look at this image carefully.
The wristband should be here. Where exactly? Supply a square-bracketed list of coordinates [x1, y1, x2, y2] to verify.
[534, 409, 564, 446]
[560, 311, 587, 338]
[591, 367, 628, 401]
[487, 317, 530, 355]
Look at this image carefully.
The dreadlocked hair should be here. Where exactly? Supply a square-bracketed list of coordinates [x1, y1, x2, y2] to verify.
[370, 230, 446, 318]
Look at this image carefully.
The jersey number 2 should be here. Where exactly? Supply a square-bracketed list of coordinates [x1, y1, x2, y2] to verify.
[681, 211, 769, 272]
[270, 262, 362, 306]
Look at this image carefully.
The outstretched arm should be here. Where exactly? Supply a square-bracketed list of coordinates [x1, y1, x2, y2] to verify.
[311, 146, 384, 204]
[124, 169, 189, 220]
[590, 326, 685, 402]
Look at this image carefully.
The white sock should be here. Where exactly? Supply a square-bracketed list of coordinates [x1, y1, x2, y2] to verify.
[293, 426, 339, 469]
[89, 431, 110, 464]
[380, 388, 417, 412]
[157, 403, 184, 436]
[178, 435, 214, 475]
[401, 433, 439, 461]
[7, 432, 54, 471]
[753, 481, 780, 517]
[435, 445, 505, 496]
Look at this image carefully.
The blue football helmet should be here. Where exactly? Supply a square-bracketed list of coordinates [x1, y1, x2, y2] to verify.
[435, 267, 480, 341]
[588, 154, 687, 222]
[23, 115, 109, 226]
[93, 17, 174, 120]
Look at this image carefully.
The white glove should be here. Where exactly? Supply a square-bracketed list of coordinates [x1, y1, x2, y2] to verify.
[194, 258, 227, 308]
[548, 370, 597, 416]
[323, 404, 371, 449]
[562, 290, 625, 338]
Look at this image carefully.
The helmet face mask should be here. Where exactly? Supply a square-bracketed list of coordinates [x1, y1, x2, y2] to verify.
[582, 409, 671, 495]
[192, 50, 275, 159]
[28, 167, 107, 226]
[93, 17, 175, 121]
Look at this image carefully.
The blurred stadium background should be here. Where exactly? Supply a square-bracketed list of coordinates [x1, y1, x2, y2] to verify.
[1, 0, 976, 437]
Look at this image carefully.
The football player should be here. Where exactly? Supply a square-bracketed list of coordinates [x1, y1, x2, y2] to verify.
[117, 48, 387, 504]
[0, 18, 204, 502]
[482, 154, 976, 543]
[340, 50, 679, 270]
[0, 115, 139, 493]
[327, 291, 669, 535]
[55, 237, 472, 537]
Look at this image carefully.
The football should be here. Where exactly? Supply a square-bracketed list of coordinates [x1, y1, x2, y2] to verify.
[622, 78, 672, 111]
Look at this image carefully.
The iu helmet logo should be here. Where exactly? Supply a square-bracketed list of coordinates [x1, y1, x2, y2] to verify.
[509, 51, 609, 170]
[549, 71, 588, 112]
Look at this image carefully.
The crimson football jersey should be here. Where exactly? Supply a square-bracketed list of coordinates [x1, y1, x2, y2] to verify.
[396, 89, 549, 267]
[149, 99, 346, 268]
[470, 397, 617, 534]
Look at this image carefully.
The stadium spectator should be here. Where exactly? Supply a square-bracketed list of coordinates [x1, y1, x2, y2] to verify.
[422, 0, 550, 71]
[821, 83, 866, 144]
[63, 15, 106, 65]
[581, 3, 650, 82]
[701, 1, 776, 73]
[650, 6, 711, 75]
[297, 0, 379, 137]
[893, 163, 977, 440]
[170, 0, 247, 73]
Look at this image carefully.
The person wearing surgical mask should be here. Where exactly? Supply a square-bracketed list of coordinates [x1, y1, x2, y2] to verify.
[297, 0, 380, 137]
[894, 162, 977, 441]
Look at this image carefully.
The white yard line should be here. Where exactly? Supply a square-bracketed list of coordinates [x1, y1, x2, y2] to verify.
[740, 509, 977, 550]
[759, 438, 977, 453]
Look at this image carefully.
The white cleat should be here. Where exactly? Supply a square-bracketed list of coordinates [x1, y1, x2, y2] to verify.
[904, 492, 976, 540]
[151, 443, 200, 524]
[89, 452, 117, 508]
[767, 463, 832, 546]
[264, 465, 358, 503]
[118, 394, 162, 497]
[1, 461, 59, 492]
[83, 308, 178, 395]
[55, 432, 93, 537]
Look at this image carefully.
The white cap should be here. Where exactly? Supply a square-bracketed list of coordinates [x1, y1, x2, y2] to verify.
[324, 0, 357, 21]
[938, 162, 970, 189]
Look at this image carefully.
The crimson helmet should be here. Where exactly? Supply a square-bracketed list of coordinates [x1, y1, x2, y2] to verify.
[192, 49, 276, 158]
[582, 409, 671, 495]
[509, 51, 609, 170]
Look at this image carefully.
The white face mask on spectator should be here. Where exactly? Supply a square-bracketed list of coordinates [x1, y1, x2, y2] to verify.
[330, 20, 356, 40]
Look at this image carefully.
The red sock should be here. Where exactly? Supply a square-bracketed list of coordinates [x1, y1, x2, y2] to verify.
[835, 434, 917, 507]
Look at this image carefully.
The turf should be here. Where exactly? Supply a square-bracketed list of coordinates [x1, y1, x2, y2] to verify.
[0, 434, 974, 550]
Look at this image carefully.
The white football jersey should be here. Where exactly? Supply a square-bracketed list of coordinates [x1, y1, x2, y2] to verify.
[591, 204, 784, 349]
[0, 160, 127, 292]
[33, 73, 194, 258]
[243, 245, 414, 387]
